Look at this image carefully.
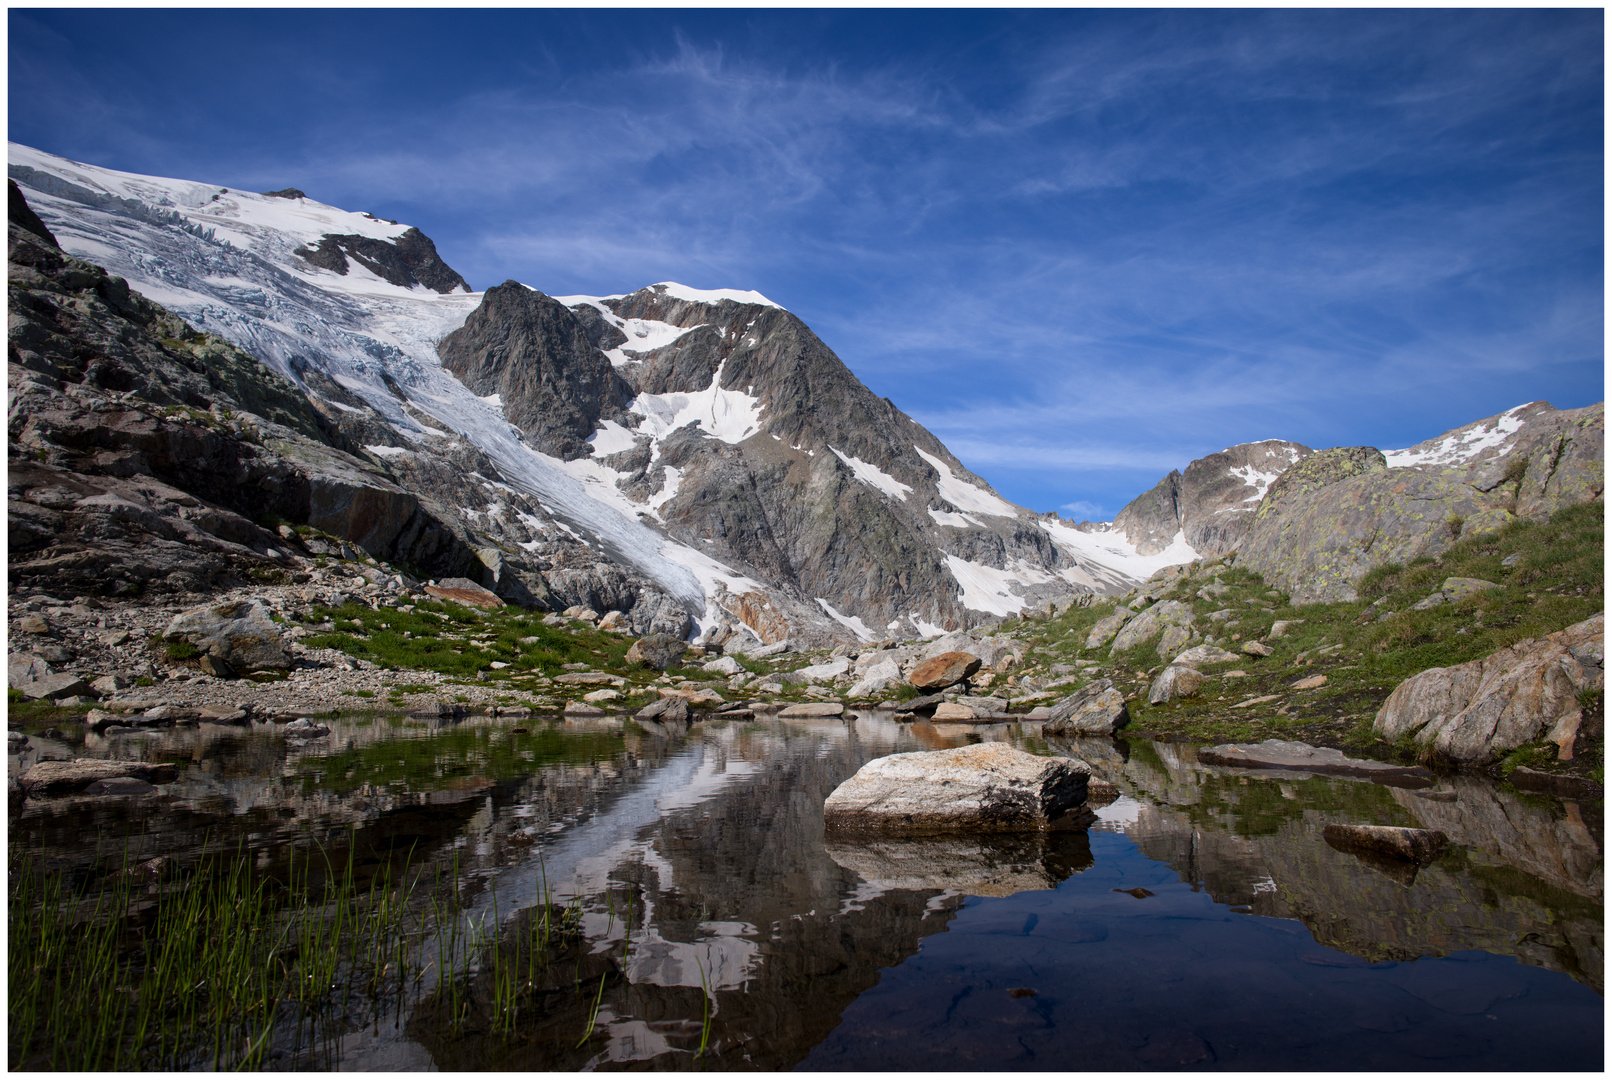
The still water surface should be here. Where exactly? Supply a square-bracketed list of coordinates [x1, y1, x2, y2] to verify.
[10, 710, 1603, 1070]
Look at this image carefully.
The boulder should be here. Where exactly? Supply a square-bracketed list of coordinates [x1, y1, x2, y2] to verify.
[702, 655, 745, 676]
[1148, 665, 1204, 705]
[8, 652, 55, 688]
[625, 634, 689, 671]
[1084, 608, 1135, 650]
[823, 743, 1091, 833]
[1043, 679, 1130, 736]
[1373, 613, 1603, 764]
[1156, 624, 1193, 660]
[1269, 619, 1304, 638]
[563, 701, 607, 717]
[582, 689, 622, 704]
[932, 701, 979, 720]
[1322, 824, 1449, 863]
[1110, 600, 1194, 654]
[778, 702, 845, 718]
[283, 718, 330, 738]
[907, 651, 981, 691]
[1198, 739, 1434, 784]
[16, 673, 93, 701]
[1170, 644, 1241, 668]
[1290, 674, 1328, 690]
[164, 600, 292, 673]
[89, 674, 133, 696]
[746, 640, 793, 659]
[894, 693, 946, 715]
[847, 659, 902, 699]
[423, 577, 505, 610]
[635, 696, 691, 724]
[1241, 640, 1273, 657]
[21, 759, 179, 797]
[794, 657, 851, 682]
[1412, 576, 1504, 610]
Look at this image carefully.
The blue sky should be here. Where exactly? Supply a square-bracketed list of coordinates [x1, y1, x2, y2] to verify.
[10, 9, 1603, 519]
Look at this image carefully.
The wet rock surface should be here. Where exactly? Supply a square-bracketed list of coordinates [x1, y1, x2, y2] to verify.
[1197, 739, 1434, 785]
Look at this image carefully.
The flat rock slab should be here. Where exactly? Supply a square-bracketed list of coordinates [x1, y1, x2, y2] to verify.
[423, 579, 504, 609]
[779, 702, 844, 718]
[1197, 739, 1433, 786]
[894, 693, 946, 714]
[553, 672, 627, 686]
[22, 759, 179, 797]
[1322, 824, 1449, 863]
[824, 743, 1090, 834]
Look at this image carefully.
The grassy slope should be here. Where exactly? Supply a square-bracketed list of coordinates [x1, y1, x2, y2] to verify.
[1008, 500, 1602, 781]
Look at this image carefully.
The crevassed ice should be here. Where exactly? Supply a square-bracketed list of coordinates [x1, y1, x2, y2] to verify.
[913, 446, 1017, 518]
[829, 447, 912, 501]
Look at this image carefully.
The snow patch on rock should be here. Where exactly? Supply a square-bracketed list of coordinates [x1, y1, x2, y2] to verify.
[913, 447, 1017, 519]
[830, 447, 912, 501]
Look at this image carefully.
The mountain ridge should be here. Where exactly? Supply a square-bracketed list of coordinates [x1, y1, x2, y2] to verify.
[9, 143, 1603, 643]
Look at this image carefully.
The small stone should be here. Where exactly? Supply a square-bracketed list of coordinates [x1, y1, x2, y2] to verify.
[15, 615, 51, 635]
[597, 611, 628, 631]
[1269, 620, 1305, 639]
[1241, 641, 1273, 657]
[1290, 674, 1328, 690]
[563, 701, 607, 717]
[582, 688, 621, 704]
[98, 629, 133, 647]
[702, 655, 745, 677]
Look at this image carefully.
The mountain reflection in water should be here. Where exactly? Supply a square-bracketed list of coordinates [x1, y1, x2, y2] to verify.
[9, 712, 1602, 1070]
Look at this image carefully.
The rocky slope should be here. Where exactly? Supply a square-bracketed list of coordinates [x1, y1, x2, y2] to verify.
[1087, 402, 1602, 605]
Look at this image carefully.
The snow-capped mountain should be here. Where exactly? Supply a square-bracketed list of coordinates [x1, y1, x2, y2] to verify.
[10, 143, 1189, 643]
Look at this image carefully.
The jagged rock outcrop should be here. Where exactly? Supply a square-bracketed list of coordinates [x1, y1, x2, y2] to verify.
[1109, 439, 1312, 556]
[1373, 613, 1604, 764]
[1238, 404, 1604, 603]
[437, 282, 634, 460]
[293, 227, 470, 293]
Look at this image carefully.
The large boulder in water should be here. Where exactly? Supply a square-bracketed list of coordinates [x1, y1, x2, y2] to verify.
[164, 599, 292, 672]
[823, 743, 1091, 833]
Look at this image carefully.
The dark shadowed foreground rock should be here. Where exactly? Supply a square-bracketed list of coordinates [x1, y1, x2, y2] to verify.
[824, 743, 1091, 833]
[907, 651, 981, 691]
[1322, 824, 1449, 863]
[21, 759, 179, 797]
[1198, 740, 1434, 785]
[1043, 679, 1130, 735]
[625, 633, 689, 671]
[164, 600, 291, 672]
[1373, 612, 1603, 764]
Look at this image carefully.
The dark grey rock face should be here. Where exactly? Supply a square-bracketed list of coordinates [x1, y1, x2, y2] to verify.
[438, 282, 634, 460]
[293, 227, 470, 293]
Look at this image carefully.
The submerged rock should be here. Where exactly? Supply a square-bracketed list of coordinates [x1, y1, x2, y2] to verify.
[1197, 739, 1433, 785]
[824, 743, 1091, 833]
[1322, 824, 1449, 863]
[21, 759, 179, 797]
[825, 831, 1094, 897]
